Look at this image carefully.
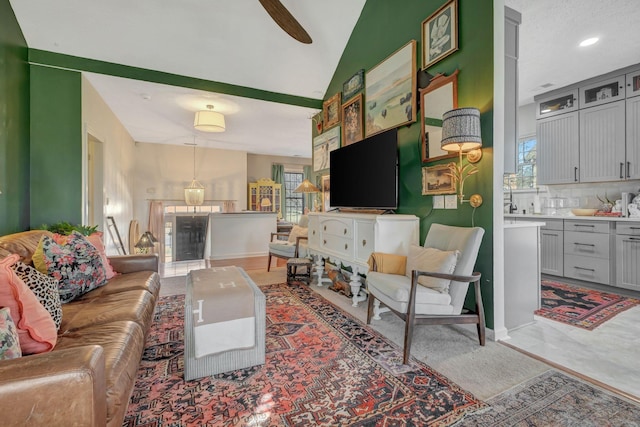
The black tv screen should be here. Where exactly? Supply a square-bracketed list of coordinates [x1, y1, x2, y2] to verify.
[330, 129, 398, 210]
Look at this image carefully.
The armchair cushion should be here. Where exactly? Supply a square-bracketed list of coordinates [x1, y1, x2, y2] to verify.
[367, 272, 453, 315]
[405, 245, 459, 293]
[287, 225, 308, 243]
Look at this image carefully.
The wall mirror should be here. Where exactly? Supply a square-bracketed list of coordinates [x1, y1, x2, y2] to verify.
[420, 70, 458, 162]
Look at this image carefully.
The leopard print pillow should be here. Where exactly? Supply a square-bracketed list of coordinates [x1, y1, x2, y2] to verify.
[11, 261, 62, 330]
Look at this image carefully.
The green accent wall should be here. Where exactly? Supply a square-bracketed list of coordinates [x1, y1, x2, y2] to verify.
[29, 65, 82, 228]
[0, 0, 30, 234]
[325, 0, 496, 326]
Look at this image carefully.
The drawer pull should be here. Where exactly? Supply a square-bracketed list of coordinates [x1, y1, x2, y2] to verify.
[630, 227, 640, 230]
[627, 161, 631, 179]
[573, 242, 595, 247]
[323, 240, 326, 245]
[324, 225, 326, 231]
[630, 237, 640, 241]
[574, 166, 578, 182]
[574, 224, 595, 228]
[344, 228, 347, 235]
[362, 239, 367, 246]
[344, 243, 348, 250]
[313, 230, 316, 235]
[620, 162, 624, 179]
[574, 266, 595, 272]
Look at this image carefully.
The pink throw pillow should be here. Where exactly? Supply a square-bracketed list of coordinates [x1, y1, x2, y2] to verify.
[87, 232, 117, 279]
[0, 254, 57, 354]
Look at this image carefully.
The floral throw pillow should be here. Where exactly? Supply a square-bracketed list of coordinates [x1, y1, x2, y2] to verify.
[11, 261, 63, 330]
[34, 231, 108, 303]
[0, 307, 22, 360]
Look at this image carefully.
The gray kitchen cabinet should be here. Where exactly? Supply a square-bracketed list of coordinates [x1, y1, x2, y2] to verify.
[536, 89, 578, 119]
[579, 75, 626, 109]
[615, 222, 640, 291]
[626, 95, 640, 180]
[537, 111, 579, 184]
[579, 100, 626, 182]
[626, 70, 640, 98]
[517, 218, 564, 276]
[563, 220, 613, 285]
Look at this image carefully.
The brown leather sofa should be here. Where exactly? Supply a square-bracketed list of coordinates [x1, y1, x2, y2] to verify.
[0, 230, 160, 427]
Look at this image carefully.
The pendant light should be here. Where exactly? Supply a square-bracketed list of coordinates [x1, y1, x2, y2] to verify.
[184, 142, 205, 206]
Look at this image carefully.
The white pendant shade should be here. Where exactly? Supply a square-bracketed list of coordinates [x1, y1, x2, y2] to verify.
[194, 105, 226, 132]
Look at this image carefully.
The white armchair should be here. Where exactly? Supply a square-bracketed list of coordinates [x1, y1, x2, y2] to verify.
[366, 223, 485, 364]
[267, 215, 309, 271]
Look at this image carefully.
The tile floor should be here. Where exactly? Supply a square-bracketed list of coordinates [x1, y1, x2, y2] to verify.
[506, 303, 640, 401]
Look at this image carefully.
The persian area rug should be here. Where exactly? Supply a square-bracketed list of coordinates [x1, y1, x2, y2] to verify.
[459, 370, 640, 426]
[124, 283, 486, 426]
[534, 280, 640, 330]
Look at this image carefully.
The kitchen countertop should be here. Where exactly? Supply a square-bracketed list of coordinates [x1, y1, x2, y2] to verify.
[504, 221, 546, 228]
[505, 213, 640, 222]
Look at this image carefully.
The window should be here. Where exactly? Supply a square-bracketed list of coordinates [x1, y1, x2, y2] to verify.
[283, 172, 304, 223]
[504, 136, 537, 190]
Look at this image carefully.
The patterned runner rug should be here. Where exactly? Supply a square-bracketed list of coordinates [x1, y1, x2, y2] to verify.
[459, 370, 640, 426]
[124, 283, 486, 426]
[535, 280, 640, 330]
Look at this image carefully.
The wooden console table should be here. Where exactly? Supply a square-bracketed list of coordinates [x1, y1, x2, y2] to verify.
[307, 212, 419, 306]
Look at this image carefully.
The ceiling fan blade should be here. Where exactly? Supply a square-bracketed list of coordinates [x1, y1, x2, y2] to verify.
[259, 0, 312, 44]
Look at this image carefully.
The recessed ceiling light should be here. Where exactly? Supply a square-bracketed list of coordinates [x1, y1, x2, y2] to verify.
[579, 37, 599, 47]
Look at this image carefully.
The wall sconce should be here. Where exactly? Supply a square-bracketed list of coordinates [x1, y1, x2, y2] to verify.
[440, 107, 483, 207]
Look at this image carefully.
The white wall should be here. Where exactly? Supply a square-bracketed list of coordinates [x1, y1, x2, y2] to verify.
[132, 142, 248, 228]
[518, 103, 536, 137]
[82, 76, 136, 254]
[247, 153, 311, 182]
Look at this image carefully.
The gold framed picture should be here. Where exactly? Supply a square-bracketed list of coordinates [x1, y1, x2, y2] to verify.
[422, 0, 458, 69]
[323, 93, 341, 129]
[321, 174, 331, 212]
[422, 164, 455, 195]
[341, 93, 363, 146]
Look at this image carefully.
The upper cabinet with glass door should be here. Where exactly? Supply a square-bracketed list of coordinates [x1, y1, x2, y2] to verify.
[536, 89, 578, 119]
[579, 75, 626, 108]
[626, 70, 640, 98]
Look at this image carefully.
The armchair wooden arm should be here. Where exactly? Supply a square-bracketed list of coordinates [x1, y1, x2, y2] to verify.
[270, 232, 290, 242]
[294, 236, 308, 257]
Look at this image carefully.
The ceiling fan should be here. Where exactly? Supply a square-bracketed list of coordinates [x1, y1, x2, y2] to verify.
[258, 0, 312, 44]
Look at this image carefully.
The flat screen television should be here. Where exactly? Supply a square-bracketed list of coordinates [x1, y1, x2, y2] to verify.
[330, 129, 398, 210]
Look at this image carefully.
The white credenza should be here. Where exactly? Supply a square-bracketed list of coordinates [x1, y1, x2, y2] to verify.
[307, 212, 419, 305]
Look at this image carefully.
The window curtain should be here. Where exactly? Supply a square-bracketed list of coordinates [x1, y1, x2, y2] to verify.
[272, 164, 285, 219]
[303, 165, 313, 212]
[148, 200, 164, 260]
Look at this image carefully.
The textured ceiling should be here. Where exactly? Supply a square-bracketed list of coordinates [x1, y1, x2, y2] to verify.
[506, 0, 640, 105]
[10, 0, 366, 157]
[12, 0, 640, 156]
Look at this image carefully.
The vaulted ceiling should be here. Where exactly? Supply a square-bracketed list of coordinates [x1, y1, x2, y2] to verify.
[11, 0, 640, 157]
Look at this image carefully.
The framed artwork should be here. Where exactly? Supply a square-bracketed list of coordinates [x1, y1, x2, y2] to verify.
[343, 69, 364, 101]
[321, 175, 331, 212]
[313, 125, 340, 172]
[341, 94, 364, 146]
[422, 0, 458, 69]
[365, 40, 417, 137]
[323, 93, 342, 129]
[421, 70, 458, 162]
[312, 111, 323, 136]
[422, 164, 455, 195]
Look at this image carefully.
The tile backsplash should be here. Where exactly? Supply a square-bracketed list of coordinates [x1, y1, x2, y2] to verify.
[505, 181, 640, 215]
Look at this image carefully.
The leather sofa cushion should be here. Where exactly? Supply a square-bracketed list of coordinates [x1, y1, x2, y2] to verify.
[0, 230, 52, 264]
[56, 320, 144, 426]
[60, 289, 155, 334]
[80, 271, 160, 300]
